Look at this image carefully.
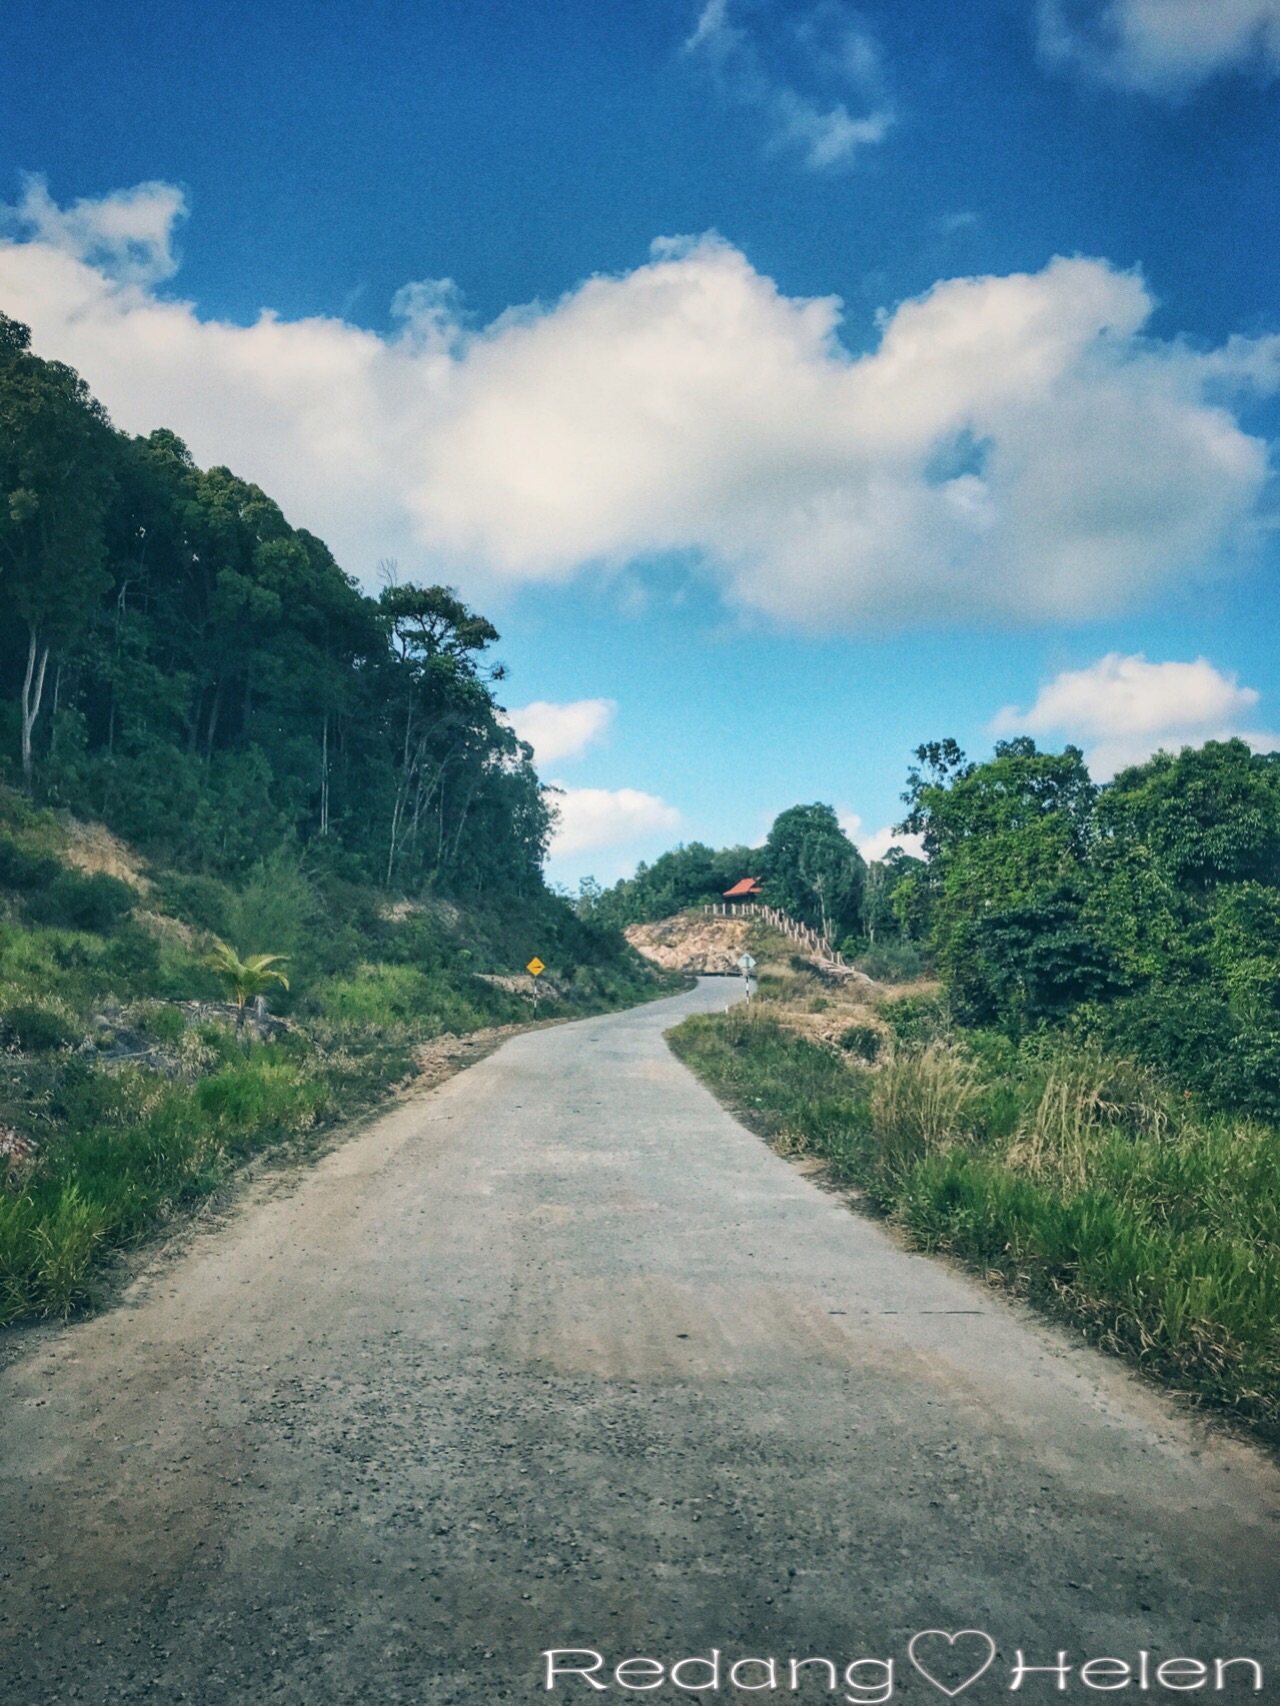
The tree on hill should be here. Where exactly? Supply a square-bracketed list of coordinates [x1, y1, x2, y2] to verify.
[203, 943, 290, 1030]
[761, 804, 865, 942]
[0, 314, 116, 781]
[0, 313, 553, 901]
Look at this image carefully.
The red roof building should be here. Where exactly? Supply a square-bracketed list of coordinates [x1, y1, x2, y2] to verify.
[723, 878, 764, 898]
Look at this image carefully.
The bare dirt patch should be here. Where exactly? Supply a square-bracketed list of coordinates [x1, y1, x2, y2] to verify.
[58, 815, 153, 893]
[625, 913, 753, 974]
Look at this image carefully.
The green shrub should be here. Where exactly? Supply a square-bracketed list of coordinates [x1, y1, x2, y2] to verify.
[883, 990, 948, 1045]
[102, 923, 162, 982]
[838, 1023, 881, 1062]
[1, 1000, 81, 1051]
[869, 1043, 981, 1179]
[194, 1060, 327, 1148]
[0, 832, 59, 891]
[134, 1001, 186, 1044]
[27, 870, 135, 932]
[154, 872, 234, 936]
[856, 940, 926, 983]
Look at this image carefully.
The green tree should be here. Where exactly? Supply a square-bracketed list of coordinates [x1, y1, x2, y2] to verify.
[1098, 740, 1280, 892]
[862, 846, 927, 944]
[901, 739, 1100, 1024]
[761, 804, 865, 941]
[203, 942, 291, 1030]
[0, 314, 115, 780]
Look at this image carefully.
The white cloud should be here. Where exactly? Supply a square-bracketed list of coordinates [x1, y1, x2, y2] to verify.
[547, 786, 681, 857]
[413, 240, 1273, 627]
[2, 183, 1277, 627]
[1038, 0, 1280, 94]
[991, 653, 1280, 777]
[685, 0, 893, 171]
[838, 810, 925, 863]
[1, 173, 186, 285]
[506, 698, 615, 764]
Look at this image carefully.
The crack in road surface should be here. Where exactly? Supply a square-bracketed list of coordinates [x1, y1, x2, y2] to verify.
[1, 980, 1277, 1703]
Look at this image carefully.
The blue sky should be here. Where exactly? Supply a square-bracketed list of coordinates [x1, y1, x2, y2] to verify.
[4, 0, 1280, 885]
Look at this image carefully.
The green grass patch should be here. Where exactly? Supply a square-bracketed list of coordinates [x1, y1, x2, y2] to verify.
[0, 1039, 405, 1323]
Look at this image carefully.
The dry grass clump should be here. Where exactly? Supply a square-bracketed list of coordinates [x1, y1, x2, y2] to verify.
[1004, 1050, 1169, 1192]
[869, 1042, 982, 1175]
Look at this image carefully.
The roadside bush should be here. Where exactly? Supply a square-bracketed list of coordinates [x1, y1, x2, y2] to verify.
[194, 1060, 327, 1149]
[311, 962, 504, 1038]
[869, 1043, 981, 1180]
[882, 991, 948, 1046]
[1003, 1048, 1169, 1192]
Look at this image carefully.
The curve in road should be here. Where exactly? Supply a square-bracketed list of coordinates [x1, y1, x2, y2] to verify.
[2, 979, 1277, 1704]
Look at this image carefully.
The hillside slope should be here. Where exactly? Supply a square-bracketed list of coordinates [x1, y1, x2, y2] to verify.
[0, 789, 673, 1325]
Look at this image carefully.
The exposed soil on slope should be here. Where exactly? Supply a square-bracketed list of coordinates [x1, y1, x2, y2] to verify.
[625, 912, 753, 974]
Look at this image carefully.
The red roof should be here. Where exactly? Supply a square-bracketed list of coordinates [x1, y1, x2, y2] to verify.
[723, 878, 763, 897]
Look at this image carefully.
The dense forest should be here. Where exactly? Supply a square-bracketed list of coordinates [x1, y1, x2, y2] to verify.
[0, 310, 549, 896]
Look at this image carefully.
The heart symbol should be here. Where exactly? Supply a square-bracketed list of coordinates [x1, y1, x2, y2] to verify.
[907, 1630, 997, 1698]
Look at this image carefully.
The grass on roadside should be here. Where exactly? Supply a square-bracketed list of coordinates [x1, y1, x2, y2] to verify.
[0, 796, 682, 1329]
[0, 1026, 409, 1323]
[667, 1005, 1280, 1447]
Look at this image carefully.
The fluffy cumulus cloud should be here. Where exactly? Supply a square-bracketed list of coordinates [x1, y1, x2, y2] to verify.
[546, 786, 681, 858]
[414, 239, 1275, 628]
[506, 698, 615, 764]
[1038, 0, 1280, 94]
[991, 653, 1280, 777]
[685, 0, 893, 171]
[2, 182, 1278, 628]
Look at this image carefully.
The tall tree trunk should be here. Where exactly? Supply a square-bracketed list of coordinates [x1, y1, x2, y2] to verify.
[204, 682, 222, 762]
[20, 629, 49, 785]
[319, 714, 330, 836]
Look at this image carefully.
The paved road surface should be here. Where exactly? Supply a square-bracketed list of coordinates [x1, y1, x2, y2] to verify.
[2, 980, 1277, 1704]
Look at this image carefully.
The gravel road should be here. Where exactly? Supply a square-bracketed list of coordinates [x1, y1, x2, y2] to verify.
[2, 979, 1278, 1705]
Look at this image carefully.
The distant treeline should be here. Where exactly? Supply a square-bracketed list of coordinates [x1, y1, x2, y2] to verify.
[581, 803, 922, 956]
[0, 311, 550, 896]
[590, 735, 1280, 1118]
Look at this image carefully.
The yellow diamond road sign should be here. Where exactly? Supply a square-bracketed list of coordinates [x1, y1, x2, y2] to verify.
[526, 957, 545, 978]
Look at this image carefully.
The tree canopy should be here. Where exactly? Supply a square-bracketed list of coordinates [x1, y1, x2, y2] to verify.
[0, 312, 553, 898]
[898, 734, 1280, 1114]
